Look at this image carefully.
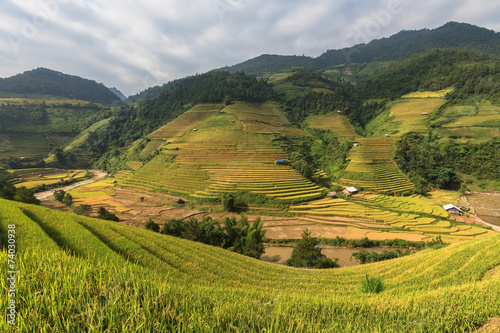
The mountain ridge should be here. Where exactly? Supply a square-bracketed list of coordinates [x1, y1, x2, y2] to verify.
[216, 22, 500, 77]
[0, 67, 121, 105]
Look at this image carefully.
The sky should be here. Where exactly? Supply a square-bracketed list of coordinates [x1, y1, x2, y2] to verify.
[1, 0, 499, 97]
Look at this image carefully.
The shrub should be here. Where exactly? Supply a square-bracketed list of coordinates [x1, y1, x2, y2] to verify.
[145, 219, 160, 232]
[97, 207, 119, 222]
[62, 193, 73, 207]
[287, 229, 340, 269]
[359, 274, 384, 294]
[221, 192, 235, 212]
[53, 189, 66, 202]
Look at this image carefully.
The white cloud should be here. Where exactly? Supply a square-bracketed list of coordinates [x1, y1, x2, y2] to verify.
[0, 0, 498, 96]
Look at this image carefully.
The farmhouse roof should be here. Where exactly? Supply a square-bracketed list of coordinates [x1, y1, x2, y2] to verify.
[345, 187, 358, 193]
[442, 204, 462, 212]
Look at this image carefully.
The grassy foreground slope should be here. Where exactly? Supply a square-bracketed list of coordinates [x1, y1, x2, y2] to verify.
[1, 198, 500, 332]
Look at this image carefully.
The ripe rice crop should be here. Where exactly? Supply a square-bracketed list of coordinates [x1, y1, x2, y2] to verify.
[307, 114, 358, 137]
[1, 198, 500, 331]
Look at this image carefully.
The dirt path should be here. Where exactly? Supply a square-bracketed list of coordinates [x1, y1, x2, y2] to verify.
[35, 170, 108, 201]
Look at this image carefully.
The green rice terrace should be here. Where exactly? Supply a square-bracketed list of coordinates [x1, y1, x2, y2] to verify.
[119, 102, 326, 202]
[1, 198, 500, 332]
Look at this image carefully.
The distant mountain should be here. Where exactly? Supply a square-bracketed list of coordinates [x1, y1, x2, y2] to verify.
[217, 22, 500, 76]
[109, 87, 127, 101]
[0, 68, 121, 105]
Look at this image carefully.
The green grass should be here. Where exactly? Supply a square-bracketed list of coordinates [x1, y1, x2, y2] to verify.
[1, 198, 500, 331]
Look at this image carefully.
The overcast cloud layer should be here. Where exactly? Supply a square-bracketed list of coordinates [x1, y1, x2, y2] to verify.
[1, 0, 499, 96]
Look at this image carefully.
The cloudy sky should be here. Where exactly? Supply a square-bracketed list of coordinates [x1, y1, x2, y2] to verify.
[1, 0, 499, 97]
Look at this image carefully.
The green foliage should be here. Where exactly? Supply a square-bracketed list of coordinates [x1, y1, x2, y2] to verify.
[161, 215, 266, 259]
[97, 207, 119, 222]
[282, 128, 352, 181]
[394, 133, 500, 189]
[62, 193, 73, 207]
[72, 204, 92, 216]
[12, 186, 40, 205]
[287, 229, 339, 269]
[145, 219, 160, 232]
[221, 192, 235, 212]
[352, 249, 412, 264]
[359, 274, 385, 294]
[53, 189, 66, 202]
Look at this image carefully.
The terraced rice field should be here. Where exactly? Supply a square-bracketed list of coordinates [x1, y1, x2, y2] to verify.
[307, 113, 358, 137]
[289, 196, 494, 242]
[11, 169, 86, 189]
[225, 102, 311, 136]
[389, 98, 445, 135]
[2, 197, 500, 331]
[401, 87, 453, 99]
[149, 104, 219, 139]
[120, 103, 320, 202]
[340, 137, 415, 193]
[433, 101, 500, 138]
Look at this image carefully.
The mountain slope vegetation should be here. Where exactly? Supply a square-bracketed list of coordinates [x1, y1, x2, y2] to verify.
[0, 68, 121, 105]
[218, 22, 500, 79]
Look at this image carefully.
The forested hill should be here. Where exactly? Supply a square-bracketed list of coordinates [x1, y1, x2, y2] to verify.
[356, 49, 500, 102]
[217, 22, 500, 76]
[0, 68, 121, 105]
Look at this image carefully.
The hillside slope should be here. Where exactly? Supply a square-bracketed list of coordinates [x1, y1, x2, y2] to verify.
[0, 198, 499, 331]
[218, 22, 500, 78]
[0, 68, 121, 105]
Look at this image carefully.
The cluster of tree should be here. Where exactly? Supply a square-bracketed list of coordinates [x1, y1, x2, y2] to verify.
[97, 207, 119, 221]
[287, 229, 340, 269]
[393, 132, 500, 192]
[0, 68, 120, 105]
[275, 129, 352, 182]
[356, 49, 491, 100]
[53, 189, 73, 207]
[351, 249, 412, 264]
[159, 215, 266, 259]
[0, 169, 40, 205]
[282, 87, 359, 126]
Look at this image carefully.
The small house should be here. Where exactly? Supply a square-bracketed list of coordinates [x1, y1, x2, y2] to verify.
[342, 187, 358, 196]
[173, 198, 185, 205]
[192, 128, 197, 131]
[384, 134, 389, 137]
[422, 112, 428, 116]
[172, 147, 180, 151]
[353, 143, 359, 147]
[274, 159, 286, 165]
[442, 204, 463, 216]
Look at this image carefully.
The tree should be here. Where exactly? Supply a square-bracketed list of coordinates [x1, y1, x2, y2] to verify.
[13, 186, 40, 205]
[73, 204, 92, 216]
[62, 193, 73, 207]
[53, 189, 65, 202]
[145, 219, 160, 232]
[241, 217, 266, 259]
[97, 207, 119, 221]
[287, 229, 339, 269]
[221, 192, 235, 212]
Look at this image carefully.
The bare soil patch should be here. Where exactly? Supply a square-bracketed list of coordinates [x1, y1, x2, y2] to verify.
[476, 318, 500, 333]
